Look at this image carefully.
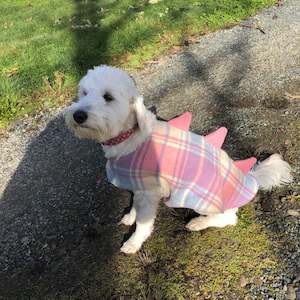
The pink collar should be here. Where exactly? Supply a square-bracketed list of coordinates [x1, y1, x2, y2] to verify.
[102, 126, 137, 146]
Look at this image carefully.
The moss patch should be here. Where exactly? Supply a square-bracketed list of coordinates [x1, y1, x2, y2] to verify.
[90, 204, 281, 299]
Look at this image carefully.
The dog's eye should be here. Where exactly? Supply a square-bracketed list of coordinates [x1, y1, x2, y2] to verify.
[82, 89, 88, 96]
[103, 92, 114, 102]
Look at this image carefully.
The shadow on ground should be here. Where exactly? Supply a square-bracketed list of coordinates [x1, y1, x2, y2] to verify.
[0, 116, 132, 298]
[0, 1, 191, 298]
[72, 0, 129, 75]
[0, 0, 136, 297]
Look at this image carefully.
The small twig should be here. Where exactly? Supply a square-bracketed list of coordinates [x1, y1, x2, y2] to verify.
[42, 76, 54, 91]
[239, 23, 266, 34]
[137, 249, 154, 267]
[285, 92, 300, 100]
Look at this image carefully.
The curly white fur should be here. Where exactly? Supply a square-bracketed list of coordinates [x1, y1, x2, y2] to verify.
[250, 154, 293, 190]
[65, 65, 293, 254]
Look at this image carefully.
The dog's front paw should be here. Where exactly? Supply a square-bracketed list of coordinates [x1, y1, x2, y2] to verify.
[186, 216, 209, 231]
[119, 212, 136, 226]
[120, 240, 140, 254]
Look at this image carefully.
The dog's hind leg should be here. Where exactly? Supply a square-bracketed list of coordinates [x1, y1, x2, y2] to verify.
[120, 190, 160, 254]
[186, 208, 238, 231]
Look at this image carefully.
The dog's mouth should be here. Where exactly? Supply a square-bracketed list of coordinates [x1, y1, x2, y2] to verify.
[71, 120, 110, 142]
[65, 109, 113, 142]
[73, 123, 102, 134]
[74, 123, 90, 129]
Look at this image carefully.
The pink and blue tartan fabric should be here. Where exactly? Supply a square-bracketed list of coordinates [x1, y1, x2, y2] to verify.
[106, 123, 259, 214]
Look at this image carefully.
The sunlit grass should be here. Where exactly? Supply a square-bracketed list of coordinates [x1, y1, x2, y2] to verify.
[0, 0, 275, 127]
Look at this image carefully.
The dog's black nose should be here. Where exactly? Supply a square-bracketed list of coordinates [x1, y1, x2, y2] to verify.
[73, 110, 88, 124]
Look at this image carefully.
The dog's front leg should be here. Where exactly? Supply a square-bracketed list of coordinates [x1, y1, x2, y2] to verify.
[120, 190, 160, 254]
[119, 206, 136, 226]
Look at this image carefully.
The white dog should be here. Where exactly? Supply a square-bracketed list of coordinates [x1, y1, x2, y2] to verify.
[65, 65, 292, 254]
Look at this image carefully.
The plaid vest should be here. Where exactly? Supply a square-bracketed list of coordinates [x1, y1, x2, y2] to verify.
[106, 123, 259, 214]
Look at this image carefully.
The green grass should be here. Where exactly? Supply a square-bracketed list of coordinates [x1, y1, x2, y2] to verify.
[0, 0, 275, 127]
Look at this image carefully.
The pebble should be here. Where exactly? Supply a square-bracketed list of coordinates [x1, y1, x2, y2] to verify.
[287, 210, 300, 217]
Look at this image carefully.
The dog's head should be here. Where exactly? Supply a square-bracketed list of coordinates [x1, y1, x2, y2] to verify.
[65, 65, 144, 142]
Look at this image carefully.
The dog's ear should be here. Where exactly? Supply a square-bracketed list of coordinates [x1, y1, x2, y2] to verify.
[132, 96, 154, 134]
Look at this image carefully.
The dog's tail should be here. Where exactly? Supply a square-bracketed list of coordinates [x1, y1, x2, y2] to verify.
[250, 154, 293, 191]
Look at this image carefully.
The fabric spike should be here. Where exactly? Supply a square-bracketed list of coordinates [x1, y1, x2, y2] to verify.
[204, 127, 228, 149]
[234, 157, 257, 175]
[168, 112, 192, 131]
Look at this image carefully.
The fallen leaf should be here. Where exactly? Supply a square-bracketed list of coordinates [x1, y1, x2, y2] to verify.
[43, 76, 54, 91]
[149, 0, 162, 4]
[239, 21, 266, 34]
[285, 92, 300, 100]
[54, 71, 64, 92]
[276, 0, 284, 7]
[240, 275, 250, 287]
[287, 284, 296, 300]
[4, 66, 19, 77]
[287, 209, 300, 217]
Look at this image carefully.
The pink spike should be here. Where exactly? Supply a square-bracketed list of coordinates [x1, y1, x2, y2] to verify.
[168, 112, 192, 131]
[204, 127, 228, 148]
[234, 157, 257, 175]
